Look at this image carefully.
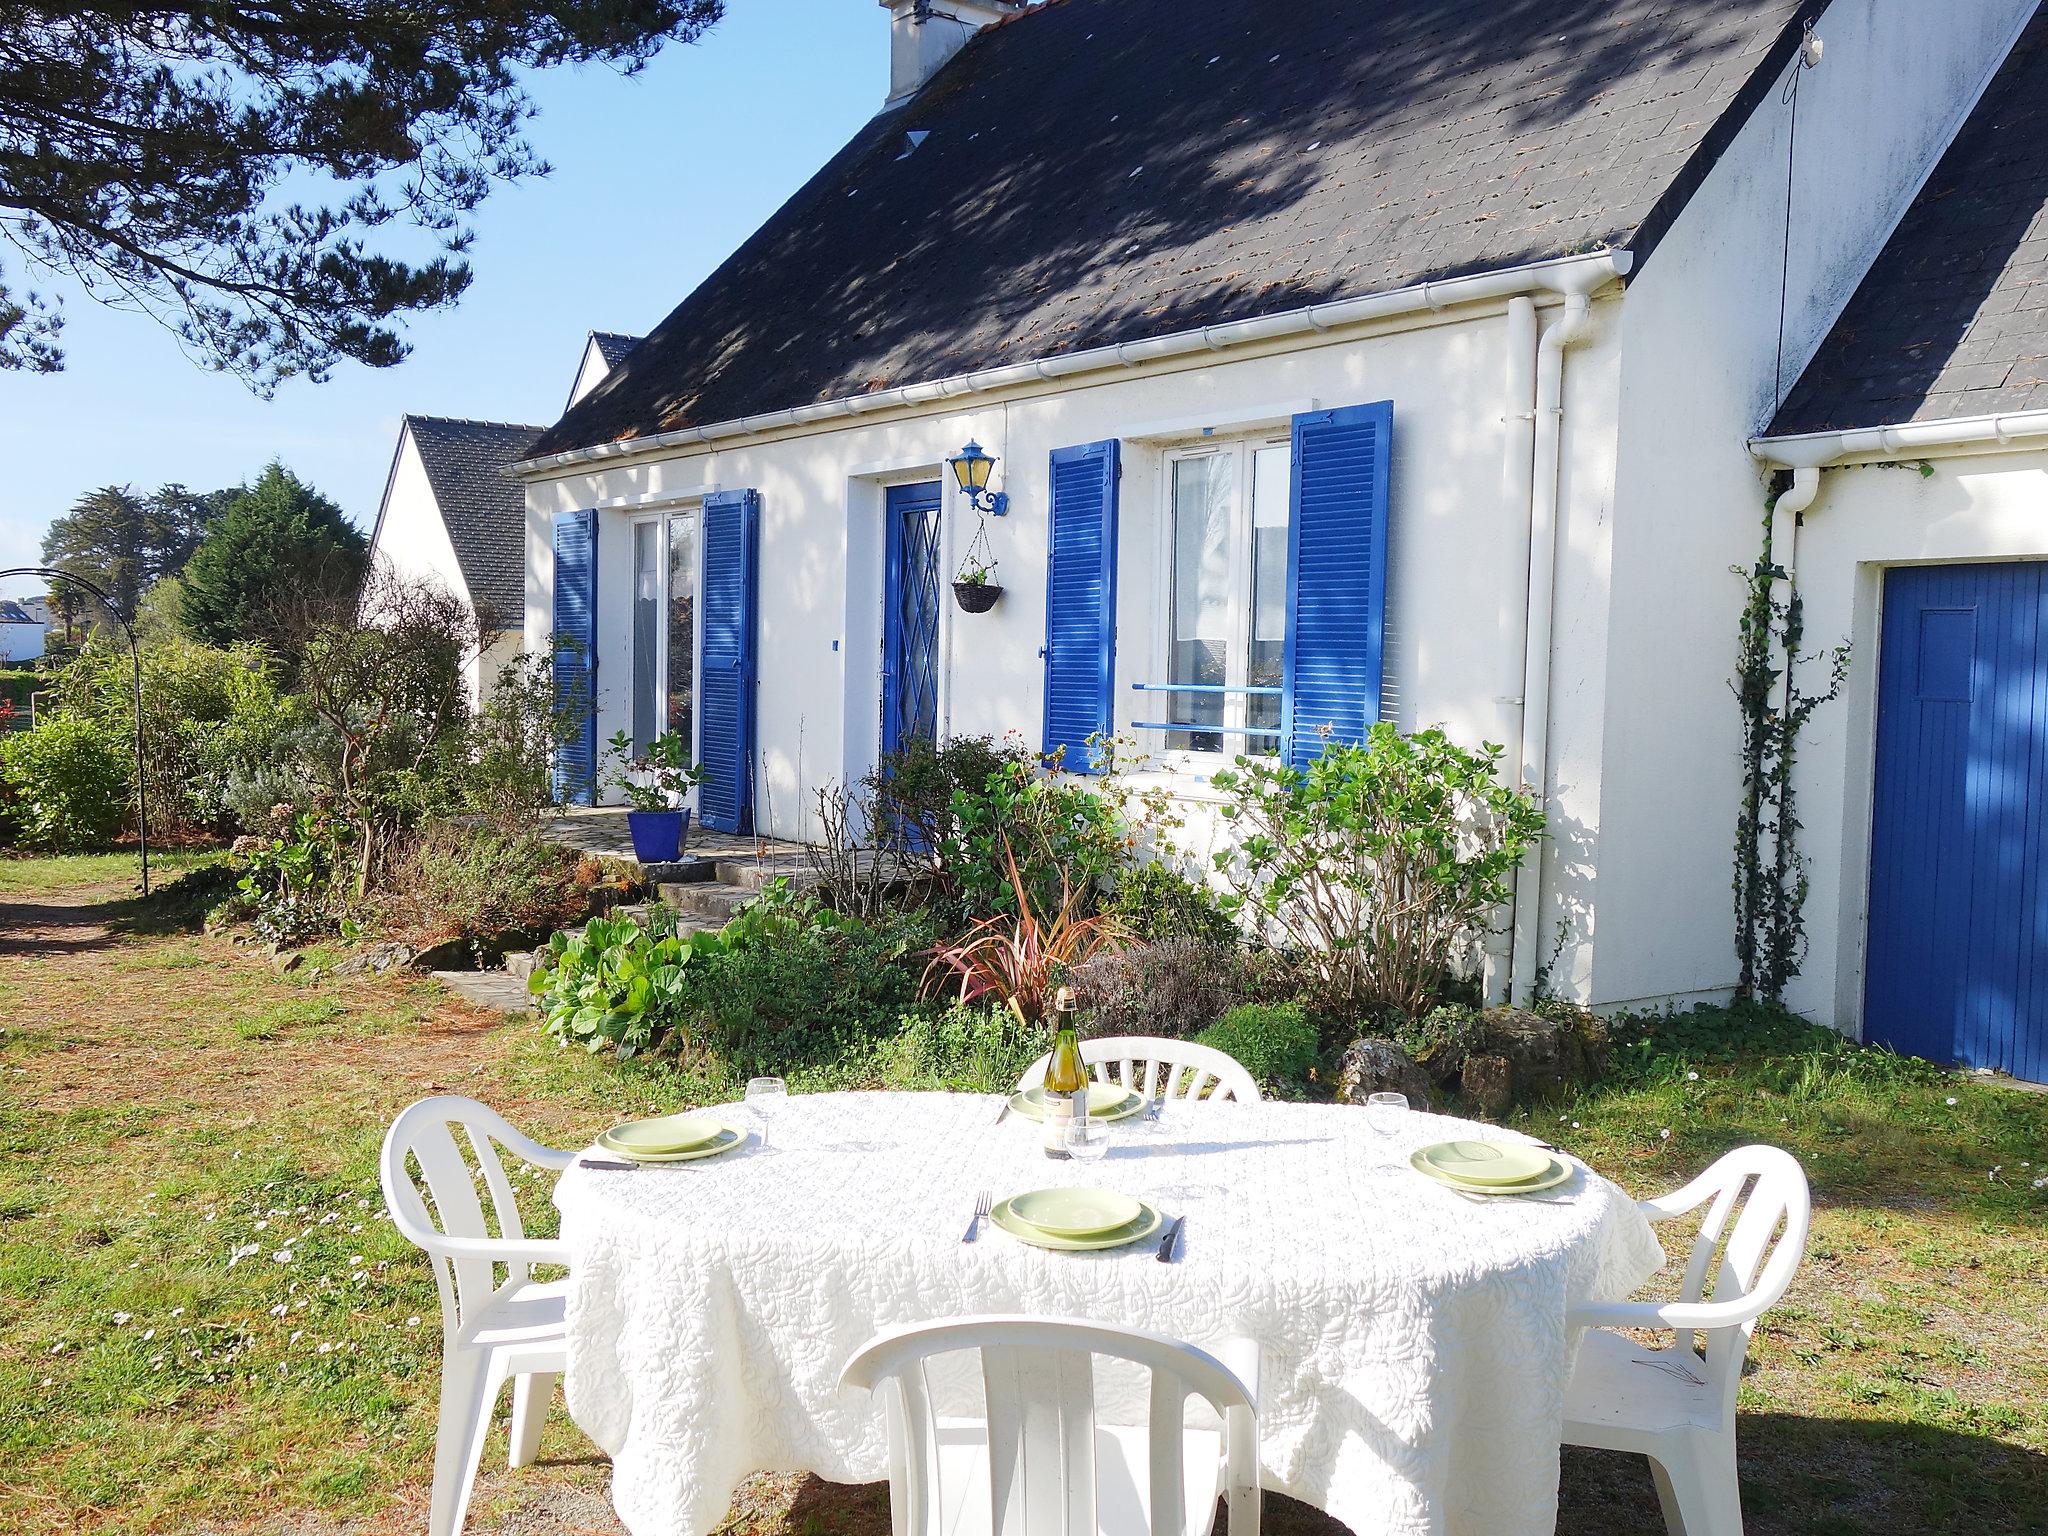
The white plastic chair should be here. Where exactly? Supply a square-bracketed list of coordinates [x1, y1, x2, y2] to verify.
[380, 1096, 576, 1536]
[1563, 1145, 1812, 1536]
[841, 1316, 1261, 1536]
[1018, 1036, 1261, 1104]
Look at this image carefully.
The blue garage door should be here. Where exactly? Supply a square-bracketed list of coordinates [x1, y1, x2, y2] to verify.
[1866, 561, 2048, 1081]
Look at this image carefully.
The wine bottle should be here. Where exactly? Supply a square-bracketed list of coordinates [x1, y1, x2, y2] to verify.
[1042, 985, 1086, 1160]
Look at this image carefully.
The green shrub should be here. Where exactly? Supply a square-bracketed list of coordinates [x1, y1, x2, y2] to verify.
[0, 711, 131, 851]
[381, 818, 588, 953]
[57, 635, 295, 835]
[1604, 1000, 1938, 1093]
[874, 1003, 1042, 1093]
[1105, 861, 1237, 945]
[220, 811, 354, 944]
[690, 900, 937, 1077]
[1196, 1003, 1322, 1094]
[1397, 1002, 1487, 1071]
[946, 755, 1127, 919]
[1212, 725, 1543, 1015]
[1074, 939, 1247, 1039]
[866, 733, 1027, 854]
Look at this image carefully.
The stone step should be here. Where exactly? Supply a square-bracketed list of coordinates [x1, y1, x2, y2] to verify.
[714, 858, 819, 892]
[433, 970, 534, 1015]
[655, 881, 755, 922]
[504, 949, 538, 982]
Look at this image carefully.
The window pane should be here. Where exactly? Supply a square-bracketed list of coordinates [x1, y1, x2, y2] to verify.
[631, 521, 661, 754]
[1169, 455, 1231, 752]
[1247, 444, 1291, 747]
[666, 512, 697, 761]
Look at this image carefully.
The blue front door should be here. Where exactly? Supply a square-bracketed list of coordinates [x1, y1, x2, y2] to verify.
[1866, 561, 2048, 1081]
[882, 482, 943, 757]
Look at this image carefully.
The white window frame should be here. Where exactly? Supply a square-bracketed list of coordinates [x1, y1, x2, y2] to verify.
[627, 505, 704, 798]
[1146, 433, 1291, 773]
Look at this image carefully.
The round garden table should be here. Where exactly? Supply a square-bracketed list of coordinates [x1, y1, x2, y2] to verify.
[552, 1090, 1663, 1536]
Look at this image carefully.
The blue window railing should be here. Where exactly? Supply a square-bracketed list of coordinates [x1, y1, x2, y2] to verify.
[1127, 681, 1282, 738]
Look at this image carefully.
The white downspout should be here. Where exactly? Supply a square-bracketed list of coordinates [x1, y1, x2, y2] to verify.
[1490, 296, 1540, 1004]
[1508, 263, 1619, 1002]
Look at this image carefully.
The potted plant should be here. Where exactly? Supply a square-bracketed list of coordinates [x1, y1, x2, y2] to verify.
[952, 558, 1004, 613]
[604, 731, 707, 862]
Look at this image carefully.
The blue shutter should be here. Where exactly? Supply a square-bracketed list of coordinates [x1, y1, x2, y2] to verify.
[697, 488, 760, 834]
[551, 509, 598, 804]
[1042, 440, 1121, 772]
[1282, 401, 1392, 768]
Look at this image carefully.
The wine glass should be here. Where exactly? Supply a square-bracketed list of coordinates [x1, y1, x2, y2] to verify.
[1364, 1091, 1408, 1173]
[745, 1076, 787, 1152]
[1063, 1112, 1110, 1164]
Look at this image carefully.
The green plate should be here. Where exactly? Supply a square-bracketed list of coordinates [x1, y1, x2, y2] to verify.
[1409, 1147, 1572, 1196]
[1007, 1187, 1144, 1238]
[598, 1122, 746, 1163]
[602, 1112, 727, 1155]
[1008, 1084, 1145, 1123]
[990, 1196, 1163, 1251]
[1416, 1139, 1554, 1186]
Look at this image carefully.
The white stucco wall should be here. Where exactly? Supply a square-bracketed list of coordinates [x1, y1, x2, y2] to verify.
[524, 292, 1628, 1000]
[0, 621, 43, 663]
[1593, 0, 2037, 1011]
[1782, 448, 2048, 1033]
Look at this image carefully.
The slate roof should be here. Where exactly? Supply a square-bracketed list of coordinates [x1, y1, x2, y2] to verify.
[0, 599, 37, 626]
[403, 416, 546, 623]
[1771, 11, 2048, 435]
[589, 332, 641, 369]
[533, 0, 1811, 459]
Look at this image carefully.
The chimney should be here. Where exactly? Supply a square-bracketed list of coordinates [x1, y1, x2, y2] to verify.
[879, 0, 1024, 106]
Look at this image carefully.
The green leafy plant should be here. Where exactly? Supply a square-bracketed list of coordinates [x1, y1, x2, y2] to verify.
[1732, 494, 1851, 1004]
[865, 733, 1028, 863]
[1196, 1003, 1321, 1094]
[603, 729, 705, 812]
[0, 710, 131, 851]
[530, 912, 720, 1059]
[922, 838, 1129, 1028]
[1104, 860, 1237, 945]
[945, 754, 1128, 918]
[224, 810, 351, 944]
[877, 1003, 1041, 1093]
[1211, 725, 1543, 1017]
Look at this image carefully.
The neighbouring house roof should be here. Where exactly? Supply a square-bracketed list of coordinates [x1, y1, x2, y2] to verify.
[400, 416, 546, 624]
[0, 599, 38, 625]
[532, 0, 1811, 459]
[589, 332, 642, 369]
[1771, 11, 2048, 436]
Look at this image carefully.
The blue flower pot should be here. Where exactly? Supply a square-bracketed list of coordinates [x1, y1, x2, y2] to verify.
[626, 808, 690, 863]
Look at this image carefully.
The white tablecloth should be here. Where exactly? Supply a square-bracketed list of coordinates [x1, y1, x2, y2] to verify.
[554, 1091, 1663, 1536]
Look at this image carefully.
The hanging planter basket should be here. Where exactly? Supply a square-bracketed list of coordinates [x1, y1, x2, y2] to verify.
[952, 579, 1003, 613]
[952, 514, 1003, 612]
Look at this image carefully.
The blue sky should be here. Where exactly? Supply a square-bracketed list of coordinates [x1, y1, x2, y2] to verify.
[0, 0, 882, 575]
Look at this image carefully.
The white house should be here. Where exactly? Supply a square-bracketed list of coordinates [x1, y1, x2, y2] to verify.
[0, 598, 44, 663]
[371, 333, 643, 706]
[1749, 11, 2048, 1084]
[368, 415, 542, 705]
[493, 0, 2048, 1077]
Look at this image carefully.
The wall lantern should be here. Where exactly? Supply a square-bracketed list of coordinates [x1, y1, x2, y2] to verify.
[948, 440, 1009, 516]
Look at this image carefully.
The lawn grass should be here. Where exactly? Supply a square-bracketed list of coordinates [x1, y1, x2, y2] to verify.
[0, 856, 2042, 1535]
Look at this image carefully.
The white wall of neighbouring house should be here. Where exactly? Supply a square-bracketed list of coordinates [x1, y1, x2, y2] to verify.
[1592, 0, 2038, 1015]
[370, 427, 502, 708]
[523, 291, 1631, 1003]
[1784, 447, 2048, 1034]
[0, 621, 43, 663]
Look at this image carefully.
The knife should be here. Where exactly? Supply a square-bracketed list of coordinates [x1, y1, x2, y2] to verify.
[578, 1158, 637, 1171]
[1155, 1215, 1186, 1263]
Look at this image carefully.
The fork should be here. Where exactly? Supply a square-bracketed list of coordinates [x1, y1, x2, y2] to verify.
[961, 1188, 992, 1243]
